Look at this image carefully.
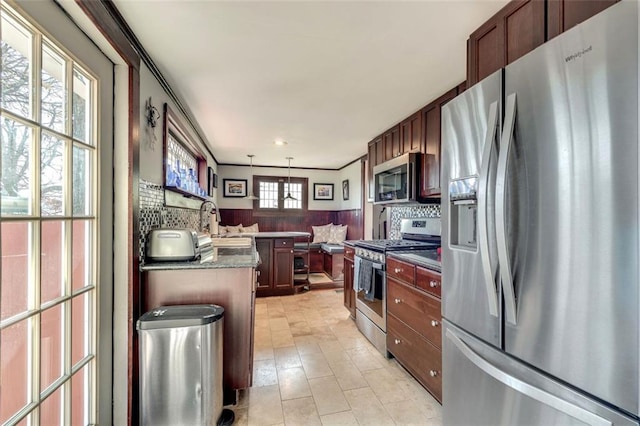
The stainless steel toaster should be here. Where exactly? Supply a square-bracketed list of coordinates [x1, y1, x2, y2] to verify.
[146, 228, 199, 262]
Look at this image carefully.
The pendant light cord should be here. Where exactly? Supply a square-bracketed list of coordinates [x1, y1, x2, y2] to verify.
[285, 157, 296, 200]
[247, 154, 259, 200]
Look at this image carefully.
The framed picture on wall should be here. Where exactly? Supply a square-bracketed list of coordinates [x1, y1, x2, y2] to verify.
[342, 179, 349, 200]
[223, 179, 247, 197]
[313, 183, 334, 200]
[207, 167, 218, 196]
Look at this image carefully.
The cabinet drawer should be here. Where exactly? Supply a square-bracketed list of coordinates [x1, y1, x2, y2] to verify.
[386, 257, 415, 284]
[388, 277, 442, 348]
[387, 314, 442, 403]
[344, 246, 355, 261]
[274, 238, 293, 248]
[416, 266, 442, 298]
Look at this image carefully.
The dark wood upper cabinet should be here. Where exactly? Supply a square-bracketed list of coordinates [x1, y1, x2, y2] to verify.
[400, 111, 424, 154]
[468, 0, 618, 87]
[374, 135, 384, 165]
[383, 125, 401, 161]
[547, 0, 619, 40]
[367, 135, 383, 202]
[421, 87, 459, 198]
[457, 81, 467, 95]
[467, 0, 545, 86]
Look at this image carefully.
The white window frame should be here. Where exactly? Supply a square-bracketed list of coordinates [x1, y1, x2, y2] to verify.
[0, 3, 99, 424]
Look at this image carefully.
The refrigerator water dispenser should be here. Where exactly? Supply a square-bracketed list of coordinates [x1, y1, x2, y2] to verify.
[449, 177, 478, 250]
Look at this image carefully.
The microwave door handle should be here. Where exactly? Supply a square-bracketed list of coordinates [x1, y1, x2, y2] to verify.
[408, 160, 414, 200]
[478, 101, 499, 318]
[496, 93, 517, 325]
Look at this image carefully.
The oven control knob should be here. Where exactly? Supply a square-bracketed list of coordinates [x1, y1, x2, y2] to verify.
[429, 370, 438, 377]
[431, 320, 439, 327]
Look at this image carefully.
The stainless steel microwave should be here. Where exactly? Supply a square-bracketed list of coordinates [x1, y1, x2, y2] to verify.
[373, 152, 421, 204]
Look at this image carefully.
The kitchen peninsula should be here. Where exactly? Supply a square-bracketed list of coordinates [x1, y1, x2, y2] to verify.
[250, 231, 311, 297]
[141, 244, 260, 399]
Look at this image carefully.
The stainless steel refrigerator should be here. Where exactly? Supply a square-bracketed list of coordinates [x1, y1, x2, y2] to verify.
[441, 1, 639, 424]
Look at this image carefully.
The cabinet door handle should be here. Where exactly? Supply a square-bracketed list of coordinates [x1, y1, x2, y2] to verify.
[431, 320, 439, 327]
[429, 370, 438, 377]
[429, 281, 440, 288]
[394, 339, 401, 345]
[394, 298, 402, 304]
[394, 268, 402, 274]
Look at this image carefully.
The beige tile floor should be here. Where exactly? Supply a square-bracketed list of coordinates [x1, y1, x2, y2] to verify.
[229, 289, 442, 426]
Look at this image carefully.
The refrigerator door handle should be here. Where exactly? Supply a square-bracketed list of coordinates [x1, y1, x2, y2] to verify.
[446, 329, 612, 426]
[478, 101, 499, 317]
[496, 93, 517, 325]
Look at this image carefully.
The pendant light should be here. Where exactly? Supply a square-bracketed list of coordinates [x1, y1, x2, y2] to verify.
[246, 154, 259, 200]
[284, 157, 297, 201]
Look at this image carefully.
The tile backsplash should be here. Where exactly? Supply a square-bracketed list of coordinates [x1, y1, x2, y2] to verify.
[139, 179, 201, 261]
[388, 204, 441, 239]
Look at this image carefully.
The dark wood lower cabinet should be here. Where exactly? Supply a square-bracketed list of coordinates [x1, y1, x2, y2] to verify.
[255, 238, 273, 293]
[387, 314, 442, 403]
[387, 277, 441, 349]
[274, 247, 294, 289]
[309, 247, 324, 273]
[386, 256, 443, 403]
[144, 268, 256, 392]
[256, 237, 295, 296]
[323, 252, 344, 280]
[343, 248, 355, 318]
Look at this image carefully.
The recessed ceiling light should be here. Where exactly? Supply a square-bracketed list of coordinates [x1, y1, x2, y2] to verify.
[274, 140, 288, 146]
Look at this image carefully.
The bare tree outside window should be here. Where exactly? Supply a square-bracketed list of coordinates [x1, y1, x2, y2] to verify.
[1, 35, 88, 216]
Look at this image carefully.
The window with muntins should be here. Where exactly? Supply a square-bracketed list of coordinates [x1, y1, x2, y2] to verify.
[1, 4, 97, 424]
[163, 104, 208, 198]
[254, 175, 308, 215]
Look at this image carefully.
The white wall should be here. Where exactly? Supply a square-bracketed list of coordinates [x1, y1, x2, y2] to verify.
[218, 162, 362, 211]
[338, 160, 362, 210]
[138, 64, 218, 203]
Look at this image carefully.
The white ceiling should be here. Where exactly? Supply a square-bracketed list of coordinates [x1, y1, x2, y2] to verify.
[113, 0, 508, 169]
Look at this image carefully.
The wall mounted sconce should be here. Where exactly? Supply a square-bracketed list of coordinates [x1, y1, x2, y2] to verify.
[146, 96, 160, 128]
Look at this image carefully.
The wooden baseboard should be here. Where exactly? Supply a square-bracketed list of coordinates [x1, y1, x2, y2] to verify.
[309, 281, 343, 290]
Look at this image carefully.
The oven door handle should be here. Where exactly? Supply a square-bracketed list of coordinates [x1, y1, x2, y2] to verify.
[372, 262, 383, 270]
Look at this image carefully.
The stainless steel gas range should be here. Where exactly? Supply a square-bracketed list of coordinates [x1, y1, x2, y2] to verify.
[352, 217, 441, 356]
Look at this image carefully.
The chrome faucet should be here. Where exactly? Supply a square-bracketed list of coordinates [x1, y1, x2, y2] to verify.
[199, 199, 220, 233]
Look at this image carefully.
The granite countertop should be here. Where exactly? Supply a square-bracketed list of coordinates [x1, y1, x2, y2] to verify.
[244, 231, 311, 238]
[141, 246, 260, 271]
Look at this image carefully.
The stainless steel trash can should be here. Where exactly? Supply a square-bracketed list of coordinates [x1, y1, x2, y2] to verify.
[137, 304, 224, 426]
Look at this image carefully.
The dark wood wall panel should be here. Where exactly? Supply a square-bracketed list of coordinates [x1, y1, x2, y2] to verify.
[220, 209, 364, 240]
[336, 210, 364, 240]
